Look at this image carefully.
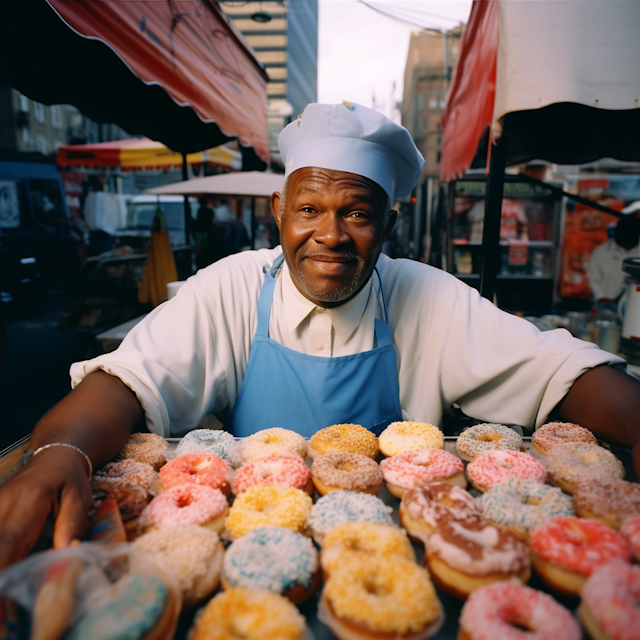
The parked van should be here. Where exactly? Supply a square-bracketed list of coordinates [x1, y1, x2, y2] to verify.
[0, 156, 79, 304]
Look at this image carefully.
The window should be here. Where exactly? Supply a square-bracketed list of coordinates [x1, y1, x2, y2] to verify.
[36, 135, 48, 155]
[21, 128, 31, 145]
[28, 179, 66, 226]
[33, 102, 46, 124]
[417, 94, 425, 111]
[51, 105, 62, 129]
[18, 93, 29, 112]
[53, 139, 64, 152]
[417, 117, 425, 133]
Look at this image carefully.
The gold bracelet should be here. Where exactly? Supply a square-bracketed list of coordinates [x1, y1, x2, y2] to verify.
[28, 443, 93, 478]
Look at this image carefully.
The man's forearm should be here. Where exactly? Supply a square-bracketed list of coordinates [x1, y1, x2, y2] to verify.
[557, 365, 640, 473]
[29, 370, 144, 470]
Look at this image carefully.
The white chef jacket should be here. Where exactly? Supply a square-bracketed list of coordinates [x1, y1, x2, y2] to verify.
[588, 239, 640, 301]
[70, 247, 623, 437]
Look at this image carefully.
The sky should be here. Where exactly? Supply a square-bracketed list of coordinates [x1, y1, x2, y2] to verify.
[318, 0, 473, 121]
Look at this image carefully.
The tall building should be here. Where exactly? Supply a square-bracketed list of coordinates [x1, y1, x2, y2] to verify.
[220, 0, 318, 162]
[402, 27, 462, 177]
[0, 84, 129, 157]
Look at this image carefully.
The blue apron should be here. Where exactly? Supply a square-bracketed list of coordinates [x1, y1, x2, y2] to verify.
[225, 254, 402, 438]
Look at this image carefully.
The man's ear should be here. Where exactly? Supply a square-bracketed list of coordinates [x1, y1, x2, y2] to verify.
[383, 210, 398, 240]
[271, 192, 282, 230]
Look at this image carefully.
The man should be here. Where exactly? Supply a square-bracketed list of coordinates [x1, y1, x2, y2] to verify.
[1, 102, 639, 569]
[588, 214, 640, 311]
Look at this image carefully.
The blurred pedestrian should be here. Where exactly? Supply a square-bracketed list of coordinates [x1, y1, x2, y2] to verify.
[588, 214, 640, 311]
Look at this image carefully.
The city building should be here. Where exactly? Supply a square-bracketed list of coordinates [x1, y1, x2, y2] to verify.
[220, 0, 318, 163]
[0, 85, 129, 158]
[402, 26, 462, 178]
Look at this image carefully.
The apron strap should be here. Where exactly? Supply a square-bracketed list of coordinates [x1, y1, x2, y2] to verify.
[255, 254, 284, 338]
[373, 265, 392, 347]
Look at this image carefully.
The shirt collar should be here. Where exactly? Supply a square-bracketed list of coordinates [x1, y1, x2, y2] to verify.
[281, 261, 374, 345]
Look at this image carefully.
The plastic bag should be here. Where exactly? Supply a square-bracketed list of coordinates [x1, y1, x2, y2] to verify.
[0, 542, 181, 640]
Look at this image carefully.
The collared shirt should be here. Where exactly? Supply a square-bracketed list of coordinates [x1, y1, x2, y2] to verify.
[71, 247, 622, 437]
[588, 239, 640, 301]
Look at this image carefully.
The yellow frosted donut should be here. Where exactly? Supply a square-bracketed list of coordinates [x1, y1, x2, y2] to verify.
[191, 587, 306, 640]
[225, 485, 312, 540]
[378, 421, 444, 457]
[321, 555, 443, 638]
[320, 521, 415, 579]
[309, 424, 379, 459]
[240, 428, 307, 463]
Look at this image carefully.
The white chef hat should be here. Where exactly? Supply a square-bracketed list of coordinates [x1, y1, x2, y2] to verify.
[279, 101, 425, 204]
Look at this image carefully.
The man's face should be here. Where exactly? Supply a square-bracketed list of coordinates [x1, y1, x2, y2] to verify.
[273, 167, 396, 307]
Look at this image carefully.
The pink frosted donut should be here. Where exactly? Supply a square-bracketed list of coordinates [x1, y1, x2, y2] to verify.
[466, 450, 546, 493]
[530, 517, 631, 578]
[138, 484, 228, 534]
[579, 561, 640, 640]
[532, 422, 597, 455]
[380, 449, 465, 498]
[621, 516, 640, 561]
[460, 582, 581, 640]
[231, 456, 312, 495]
[159, 452, 232, 495]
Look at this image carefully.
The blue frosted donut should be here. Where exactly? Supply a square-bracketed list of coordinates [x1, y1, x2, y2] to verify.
[175, 429, 241, 468]
[478, 477, 574, 539]
[67, 574, 168, 640]
[223, 527, 318, 598]
[308, 490, 393, 544]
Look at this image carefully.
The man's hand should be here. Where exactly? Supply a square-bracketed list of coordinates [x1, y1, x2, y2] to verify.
[0, 448, 91, 570]
[0, 371, 143, 569]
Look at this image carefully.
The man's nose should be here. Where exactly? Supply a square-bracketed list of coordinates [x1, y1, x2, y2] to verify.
[313, 212, 350, 248]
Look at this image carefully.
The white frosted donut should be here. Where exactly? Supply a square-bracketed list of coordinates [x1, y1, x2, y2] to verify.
[455, 424, 524, 462]
[378, 422, 443, 457]
[240, 428, 307, 463]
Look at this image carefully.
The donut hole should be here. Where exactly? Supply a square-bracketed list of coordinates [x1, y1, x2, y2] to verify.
[176, 495, 194, 508]
[263, 436, 281, 445]
[509, 618, 534, 632]
[193, 460, 212, 473]
[477, 433, 502, 443]
[363, 577, 390, 597]
[336, 461, 357, 472]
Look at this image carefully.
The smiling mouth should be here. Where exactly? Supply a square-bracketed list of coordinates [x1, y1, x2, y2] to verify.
[304, 254, 357, 263]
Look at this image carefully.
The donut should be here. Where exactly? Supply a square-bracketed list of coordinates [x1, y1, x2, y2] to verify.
[529, 516, 632, 596]
[191, 587, 307, 640]
[308, 490, 393, 545]
[478, 478, 574, 540]
[67, 574, 179, 640]
[175, 429, 241, 468]
[455, 424, 524, 462]
[91, 483, 150, 541]
[232, 456, 312, 496]
[225, 485, 312, 540]
[321, 555, 443, 640]
[133, 525, 224, 609]
[378, 421, 443, 457]
[621, 516, 640, 561]
[159, 452, 232, 496]
[380, 449, 465, 498]
[93, 460, 159, 495]
[222, 527, 319, 604]
[545, 443, 625, 494]
[239, 428, 307, 463]
[399, 482, 480, 543]
[532, 421, 597, 455]
[115, 432, 170, 471]
[459, 582, 582, 640]
[572, 478, 640, 530]
[466, 450, 546, 493]
[308, 424, 379, 459]
[578, 561, 640, 640]
[425, 518, 531, 599]
[320, 521, 415, 580]
[138, 484, 229, 535]
[310, 452, 382, 495]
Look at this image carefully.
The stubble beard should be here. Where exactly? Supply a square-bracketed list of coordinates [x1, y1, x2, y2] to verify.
[294, 252, 366, 303]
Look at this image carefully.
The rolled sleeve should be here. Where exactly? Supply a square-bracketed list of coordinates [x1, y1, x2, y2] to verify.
[440, 285, 624, 429]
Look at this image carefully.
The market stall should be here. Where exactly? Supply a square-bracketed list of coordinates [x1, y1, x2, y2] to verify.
[440, 0, 640, 303]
